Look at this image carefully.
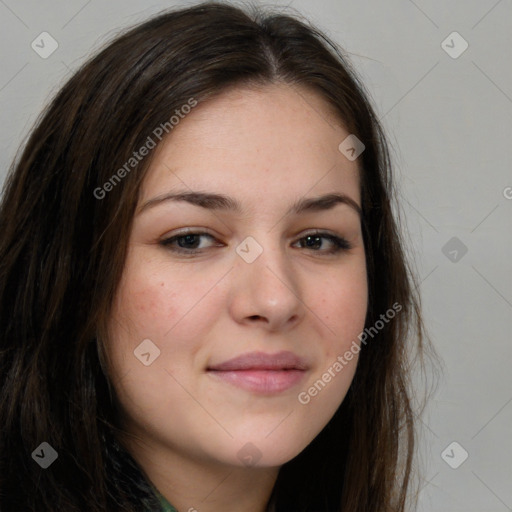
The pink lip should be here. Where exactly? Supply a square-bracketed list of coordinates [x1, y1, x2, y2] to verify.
[207, 351, 308, 394]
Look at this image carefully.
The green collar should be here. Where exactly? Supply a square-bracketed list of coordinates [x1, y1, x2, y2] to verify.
[158, 494, 178, 512]
[151, 485, 178, 512]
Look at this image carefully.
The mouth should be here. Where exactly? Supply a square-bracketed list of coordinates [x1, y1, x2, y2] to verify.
[206, 351, 309, 394]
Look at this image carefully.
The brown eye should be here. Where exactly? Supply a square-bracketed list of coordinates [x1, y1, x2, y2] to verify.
[160, 232, 220, 254]
[295, 231, 352, 254]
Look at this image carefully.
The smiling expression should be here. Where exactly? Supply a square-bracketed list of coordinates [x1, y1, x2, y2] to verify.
[106, 83, 368, 469]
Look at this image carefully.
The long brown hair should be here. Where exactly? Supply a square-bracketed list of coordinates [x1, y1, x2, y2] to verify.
[0, 2, 435, 511]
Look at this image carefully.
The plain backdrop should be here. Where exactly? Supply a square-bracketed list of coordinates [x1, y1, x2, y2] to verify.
[1, 1, 511, 510]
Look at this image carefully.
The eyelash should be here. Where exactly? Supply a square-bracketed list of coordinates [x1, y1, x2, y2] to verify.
[159, 230, 352, 256]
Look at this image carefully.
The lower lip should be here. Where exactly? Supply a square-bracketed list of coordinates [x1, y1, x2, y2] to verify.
[207, 369, 307, 394]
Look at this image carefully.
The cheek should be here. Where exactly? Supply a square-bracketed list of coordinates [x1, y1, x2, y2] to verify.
[320, 263, 368, 356]
[107, 254, 226, 375]
[105, 261, 211, 425]
[118, 281, 177, 332]
[111, 256, 201, 339]
[293, 266, 367, 445]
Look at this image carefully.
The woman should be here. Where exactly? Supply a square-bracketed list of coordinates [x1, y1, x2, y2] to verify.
[0, 2, 434, 511]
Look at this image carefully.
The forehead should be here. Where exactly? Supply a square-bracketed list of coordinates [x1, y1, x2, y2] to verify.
[140, 83, 361, 208]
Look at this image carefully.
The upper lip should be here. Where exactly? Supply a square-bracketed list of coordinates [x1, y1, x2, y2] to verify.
[207, 351, 308, 371]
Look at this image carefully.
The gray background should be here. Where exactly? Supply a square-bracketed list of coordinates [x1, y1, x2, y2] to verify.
[1, 0, 511, 510]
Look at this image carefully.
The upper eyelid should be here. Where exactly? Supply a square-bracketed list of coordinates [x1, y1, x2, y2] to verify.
[161, 228, 347, 240]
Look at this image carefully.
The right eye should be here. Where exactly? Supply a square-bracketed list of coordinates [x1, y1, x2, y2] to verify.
[159, 231, 222, 254]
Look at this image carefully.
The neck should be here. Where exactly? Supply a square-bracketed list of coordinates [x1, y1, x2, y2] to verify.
[122, 433, 280, 512]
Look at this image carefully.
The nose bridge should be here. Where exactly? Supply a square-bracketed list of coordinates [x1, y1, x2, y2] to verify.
[237, 231, 290, 286]
[231, 231, 303, 327]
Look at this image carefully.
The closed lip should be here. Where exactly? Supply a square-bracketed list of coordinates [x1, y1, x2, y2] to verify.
[207, 350, 308, 371]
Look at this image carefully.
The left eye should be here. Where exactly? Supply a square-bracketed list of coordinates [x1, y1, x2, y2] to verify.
[295, 232, 352, 253]
[159, 231, 352, 255]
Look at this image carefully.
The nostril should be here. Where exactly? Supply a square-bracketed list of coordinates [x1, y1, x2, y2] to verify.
[249, 315, 266, 321]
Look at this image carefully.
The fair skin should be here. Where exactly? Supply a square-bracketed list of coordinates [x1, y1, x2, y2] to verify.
[107, 83, 368, 512]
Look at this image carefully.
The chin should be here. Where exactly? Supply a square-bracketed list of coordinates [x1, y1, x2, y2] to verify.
[219, 435, 312, 469]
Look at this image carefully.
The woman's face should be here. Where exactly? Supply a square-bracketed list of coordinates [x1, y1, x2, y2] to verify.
[107, 83, 367, 470]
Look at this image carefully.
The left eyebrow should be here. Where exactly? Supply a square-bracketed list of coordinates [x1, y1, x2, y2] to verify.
[291, 193, 361, 217]
[137, 191, 362, 218]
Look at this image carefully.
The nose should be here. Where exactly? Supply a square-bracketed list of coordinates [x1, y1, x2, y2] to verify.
[228, 236, 306, 332]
